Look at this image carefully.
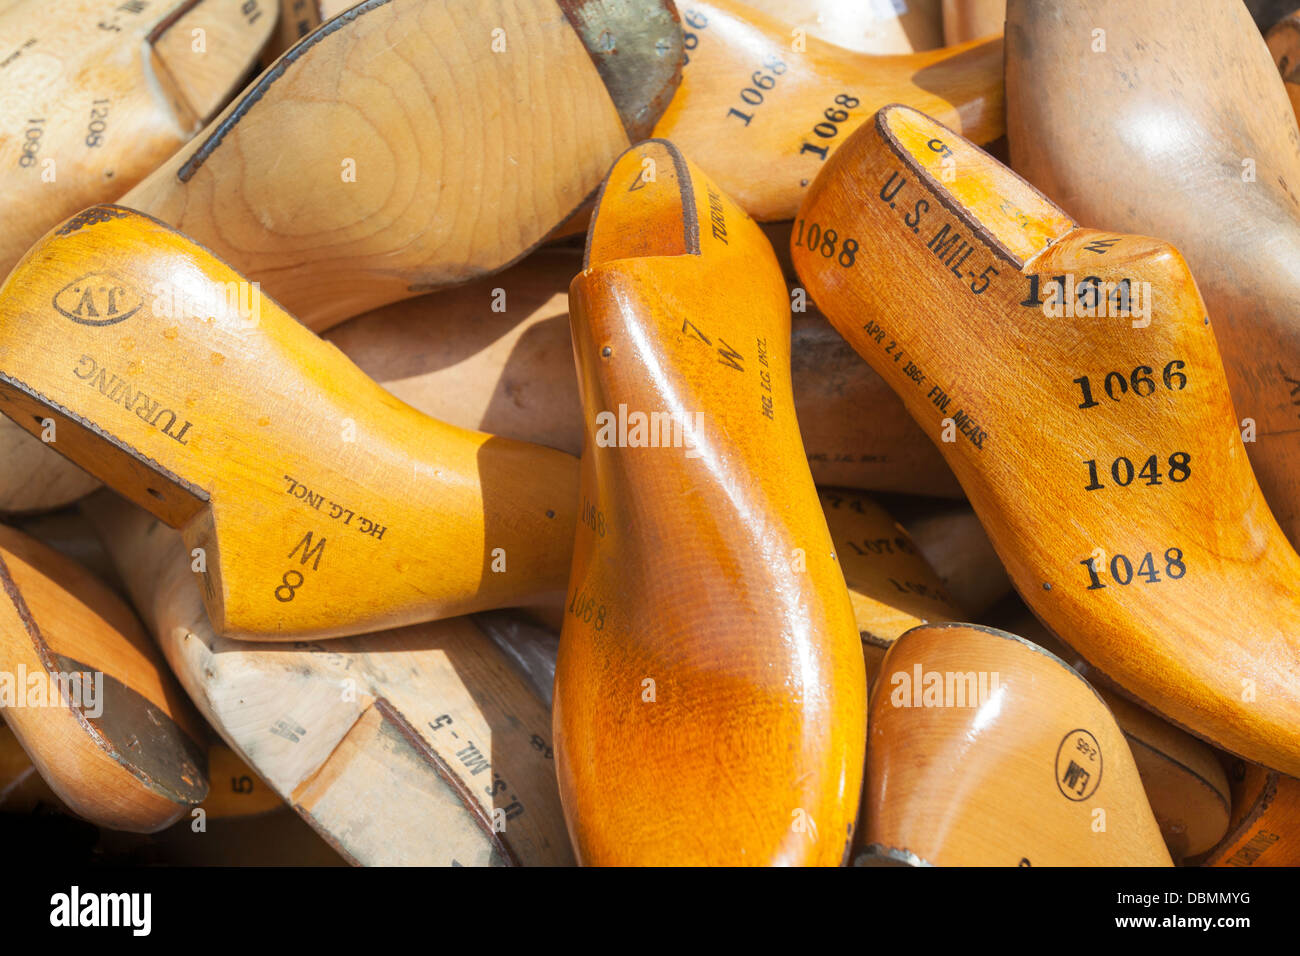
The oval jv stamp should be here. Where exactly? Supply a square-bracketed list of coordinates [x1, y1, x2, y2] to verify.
[1056, 728, 1103, 801]
[53, 273, 142, 326]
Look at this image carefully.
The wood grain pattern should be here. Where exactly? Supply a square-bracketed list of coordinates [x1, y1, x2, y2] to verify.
[1005, 0, 1300, 548]
[555, 140, 865, 865]
[326, 248, 962, 496]
[324, 249, 587, 459]
[0, 521, 207, 831]
[744, 0, 943, 55]
[652, 0, 1002, 222]
[859, 623, 1172, 866]
[474, 493, 981, 709]
[120, 0, 683, 332]
[0, 0, 277, 514]
[793, 104, 1300, 777]
[941, 0, 1003, 44]
[0, 208, 580, 640]
[86, 492, 575, 865]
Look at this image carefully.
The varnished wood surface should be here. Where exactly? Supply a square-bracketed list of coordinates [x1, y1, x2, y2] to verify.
[86, 493, 575, 865]
[860, 623, 1172, 866]
[1006, 0, 1300, 548]
[554, 140, 865, 865]
[0, 0, 277, 514]
[120, 0, 683, 332]
[793, 104, 1300, 778]
[0, 521, 207, 831]
[325, 250, 587, 458]
[745, 0, 943, 55]
[0, 207, 579, 640]
[653, 0, 1003, 222]
[990, 601, 1231, 861]
[326, 249, 961, 496]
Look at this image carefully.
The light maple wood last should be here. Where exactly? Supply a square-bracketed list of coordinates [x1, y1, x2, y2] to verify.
[555, 141, 866, 865]
[793, 104, 1300, 778]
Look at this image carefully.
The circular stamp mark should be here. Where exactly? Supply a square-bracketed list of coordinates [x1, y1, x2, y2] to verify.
[1055, 728, 1102, 801]
[53, 272, 142, 326]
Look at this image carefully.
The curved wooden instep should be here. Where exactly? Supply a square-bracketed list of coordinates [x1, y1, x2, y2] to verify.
[85, 493, 575, 866]
[1267, 9, 1300, 120]
[652, 0, 1002, 222]
[859, 623, 1172, 866]
[941, 0, 1003, 44]
[0, 208, 579, 640]
[818, 487, 964, 688]
[1005, 0, 1300, 548]
[793, 103, 1300, 777]
[0, 521, 207, 831]
[1197, 761, 1300, 867]
[326, 249, 961, 496]
[117, 0, 683, 332]
[744, 0, 943, 55]
[989, 602, 1231, 862]
[555, 140, 865, 865]
[0, 0, 277, 514]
